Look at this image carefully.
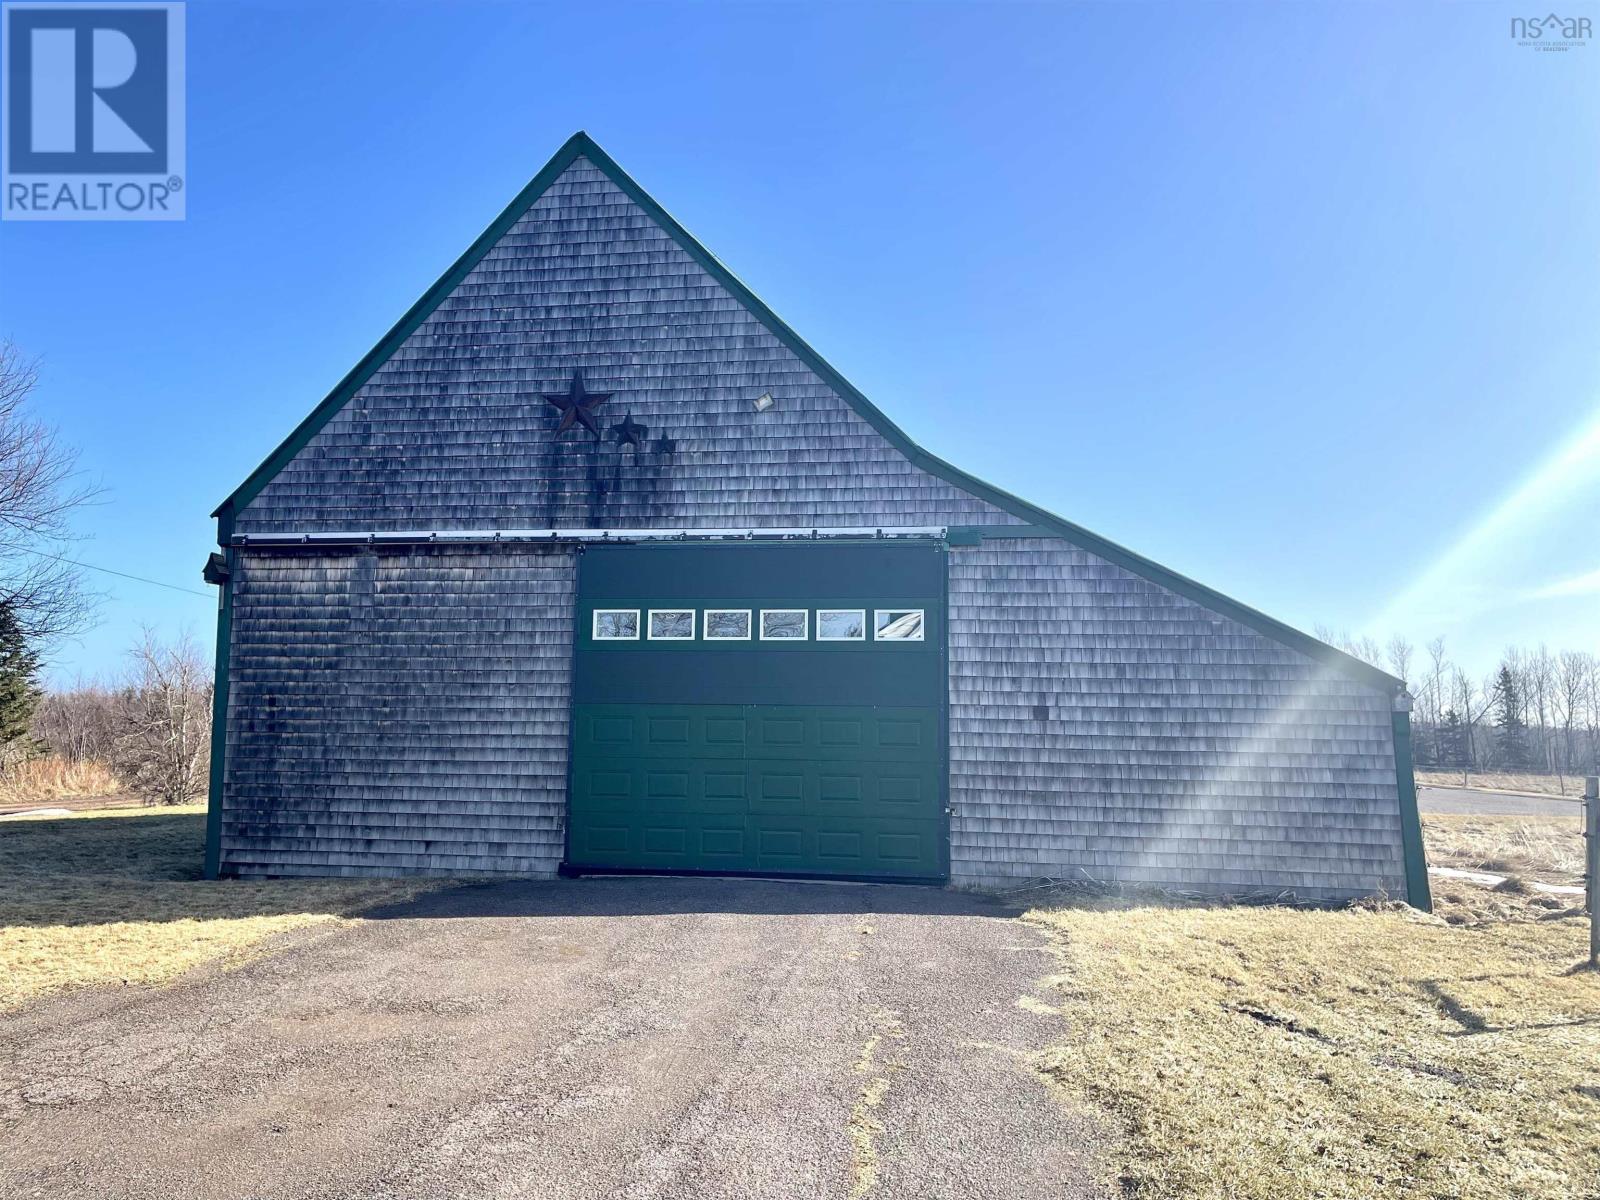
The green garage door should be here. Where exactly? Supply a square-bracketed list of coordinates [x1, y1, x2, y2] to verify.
[566, 541, 947, 881]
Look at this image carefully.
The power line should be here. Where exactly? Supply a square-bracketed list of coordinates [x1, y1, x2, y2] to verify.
[23, 548, 212, 599]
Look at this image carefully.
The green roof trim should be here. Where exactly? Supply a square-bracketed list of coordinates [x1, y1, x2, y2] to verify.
[213, 132, 1401, 695]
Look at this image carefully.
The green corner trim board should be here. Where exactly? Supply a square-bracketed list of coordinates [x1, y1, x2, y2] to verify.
[211, 131, 1399, 695]
[1391, 710, 1433, 912]
[202, 549, 233, 880]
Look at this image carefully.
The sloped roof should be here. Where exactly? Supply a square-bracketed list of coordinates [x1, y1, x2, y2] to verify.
[214, 132, 1400, 694]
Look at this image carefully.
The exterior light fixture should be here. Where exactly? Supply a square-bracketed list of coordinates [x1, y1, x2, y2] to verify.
[752, 392, 775, 412]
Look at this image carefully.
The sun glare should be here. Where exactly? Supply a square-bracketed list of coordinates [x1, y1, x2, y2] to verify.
[1365, 405, 1600, 635]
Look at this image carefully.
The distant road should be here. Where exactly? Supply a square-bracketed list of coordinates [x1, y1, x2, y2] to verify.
[0, 793, 138, 818]
[1418, 786, 1583, 817]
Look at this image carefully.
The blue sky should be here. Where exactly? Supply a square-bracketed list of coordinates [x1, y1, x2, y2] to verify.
[1, 0, 1595, 685]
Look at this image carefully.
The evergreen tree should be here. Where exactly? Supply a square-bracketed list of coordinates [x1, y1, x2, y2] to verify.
[1412, 720, 1435, 768]
[1493, 665, 1529, 770]
[1437, 708, 1467, 770]
[0, 603, 41, 762]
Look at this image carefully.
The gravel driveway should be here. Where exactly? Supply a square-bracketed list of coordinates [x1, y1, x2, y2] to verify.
[0, 876, 1108, 1200]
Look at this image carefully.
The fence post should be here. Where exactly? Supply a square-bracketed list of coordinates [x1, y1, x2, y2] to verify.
[1586, 775, 1598, 969]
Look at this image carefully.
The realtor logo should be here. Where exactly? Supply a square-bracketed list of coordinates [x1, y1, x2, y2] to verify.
[1510, 12, 1591, 50]
[2, 2, 185, 220]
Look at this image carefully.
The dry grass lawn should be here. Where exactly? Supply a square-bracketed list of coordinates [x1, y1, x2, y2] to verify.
[0, 754, 123, 807]
[1424, 811, 1584, 893]
[1, 805, 443, 1011]
[1026, 816, 1598, 1199]
[1416, 769, 1588, 798]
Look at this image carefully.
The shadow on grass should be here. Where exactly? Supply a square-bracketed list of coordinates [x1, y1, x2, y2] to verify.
[1418, 975, 1600, 1036]
[1, 810, 207, 881]
[1, 810, 424, 929]
[2, 809, 1001, 926]
[1417, 978, 1489, 1032]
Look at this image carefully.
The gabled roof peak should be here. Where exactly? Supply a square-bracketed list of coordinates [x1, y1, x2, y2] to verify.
[211, 134, 1400, 694]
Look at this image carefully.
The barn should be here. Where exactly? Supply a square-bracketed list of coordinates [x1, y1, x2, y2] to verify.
[201, 132, 1430, 908]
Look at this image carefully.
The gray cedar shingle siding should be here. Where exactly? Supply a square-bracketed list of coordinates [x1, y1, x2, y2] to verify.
[221, 547, 575, 877]
[216, 151, 1410, 899]
[947, 541, 1404, 898]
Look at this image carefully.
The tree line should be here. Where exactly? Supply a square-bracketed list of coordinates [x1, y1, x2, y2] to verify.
[0, 341, 210, 805]
[1319, 629, 1600, 781]
[24, 632, 213, 805]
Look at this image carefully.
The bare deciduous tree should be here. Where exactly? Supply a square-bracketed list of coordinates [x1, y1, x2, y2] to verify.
[1527, 645, 1555, 774]
[1385, 635, 1414, 689]
[0, 341, 97, 643]
[1554, 651, 1588, 789]
[1449, 667, 1501, 779]
[110, 629, 211, 806]
[1423, 635, 1449, 734]
[33, 677, 119, 762]
[1583, 653, 1600, 774]
[1314, 626, 1387, 670]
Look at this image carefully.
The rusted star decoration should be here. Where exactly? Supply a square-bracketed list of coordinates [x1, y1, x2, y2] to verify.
[542, 370, 612, 441]
[610, 413, 649, 450]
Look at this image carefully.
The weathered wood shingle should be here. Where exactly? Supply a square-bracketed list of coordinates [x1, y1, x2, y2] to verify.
[221, 546, 575, 877]
[947, 540, 1404, 898]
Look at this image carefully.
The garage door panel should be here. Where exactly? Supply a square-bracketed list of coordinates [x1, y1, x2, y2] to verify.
[705, 717, 748, 747]
[816, 830, 864, 861]
[745, 707, 938, 762]
[742, 759, 944, 818]
[586, 767, 634, 798]
[872, 832, 938, 875]
[590, 715, 636, 746]
[576, 704, 749, 760]
[876, 718, 926, 750]
[751, 766, 806, 811]
[818, 718, 864, 748]
[576, 757, 752, 814]
[757, 716, 806, 746]
[646, 716, 692, 746]
[747, 814, 944, 877]
[876, 770, 934, 809]
[642, 824, 690, 856]
[699, 826, 747, 858]
[578, 824, 631, 856]
[571, 760, 636, 812]
[569, 812, 756, 868]
[702, 769, 748, 807]
[818, 774, 861, 806]
[643, 768, 691, 810]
